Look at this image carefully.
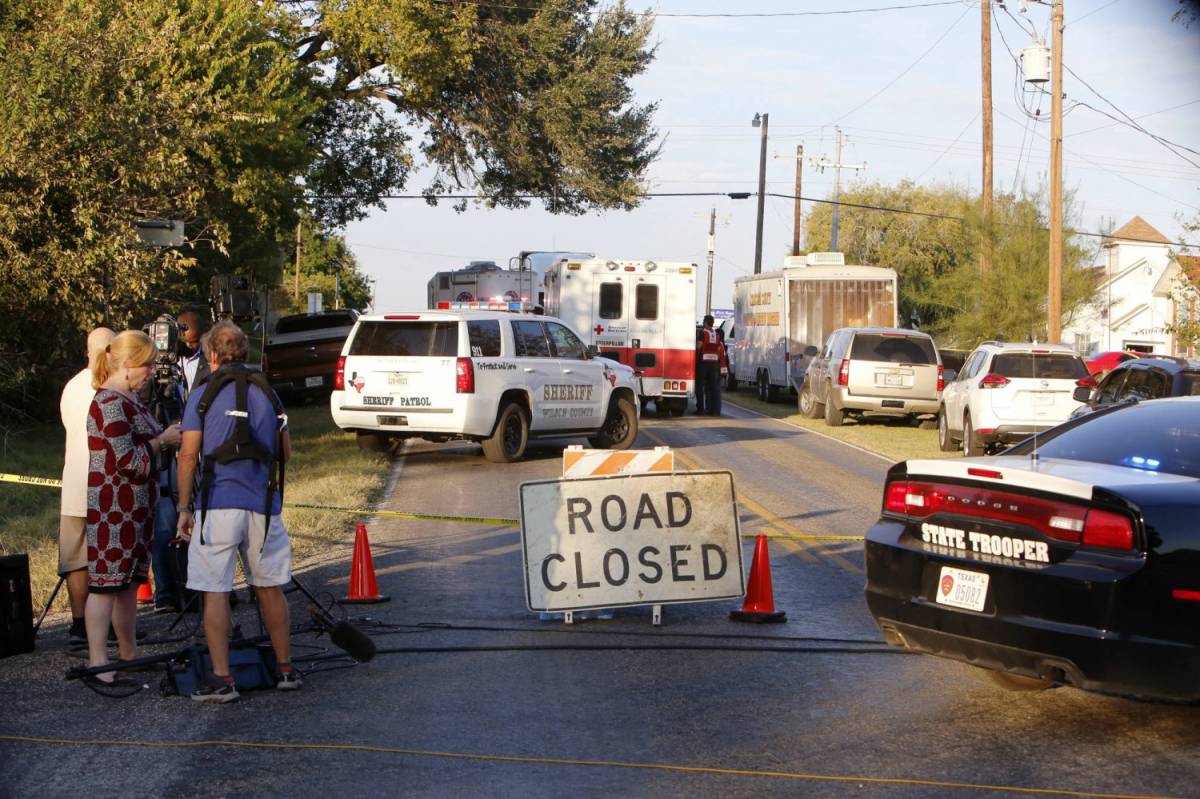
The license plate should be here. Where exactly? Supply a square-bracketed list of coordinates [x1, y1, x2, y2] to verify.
[305, 376, 324, 388]
[884, 374, 903, 386]
[387, 373, 408, 386]
[935, 566, 989, 612]
[1032, 393, 1053, 406]
[377, 415, 407, 426]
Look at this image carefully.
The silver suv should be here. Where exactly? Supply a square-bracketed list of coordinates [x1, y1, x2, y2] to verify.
[799, 327, 943, 427]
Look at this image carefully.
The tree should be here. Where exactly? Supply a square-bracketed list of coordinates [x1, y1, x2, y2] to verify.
[803, 181, 1095, 346]
[274, 218, 373, 317]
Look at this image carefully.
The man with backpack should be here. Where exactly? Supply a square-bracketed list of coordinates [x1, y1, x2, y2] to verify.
[175, 320, 300, 703]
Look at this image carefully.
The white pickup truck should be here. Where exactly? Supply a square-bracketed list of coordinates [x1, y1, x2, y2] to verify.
[329, 306, 642, 462]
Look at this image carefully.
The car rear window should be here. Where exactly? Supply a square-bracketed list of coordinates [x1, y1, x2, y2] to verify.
[467, 320, 502, 357]
[1182, 373, 1200, 396]
[275, 311, 357, 335]
[992, 353, 1088, 379]
[850, 334, 936, 364]
[348, 321, 458, 357]
[1003, 401, 1200, 478]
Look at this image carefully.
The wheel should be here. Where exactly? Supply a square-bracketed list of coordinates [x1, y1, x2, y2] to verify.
[756, 371, 768, 401]
[962, 413, 985, 457]
[937, 407, 957, 452]
[356, 432, 388, 453]
[639, 396, 651, 415]
[667, 398, 685, 417]
[982, 668, 1055, 692]
[798, 381, 823, 419]
[765, 382, 780, 403]
[725, 372, 737, 391]
[481, 403, 528, 462]
[823, 384, 844, 427]
[654, 400, 669, 418]
[589, 397, 638, 450]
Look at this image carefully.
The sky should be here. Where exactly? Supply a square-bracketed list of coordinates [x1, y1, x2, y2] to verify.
[344, 0, 1200, 316]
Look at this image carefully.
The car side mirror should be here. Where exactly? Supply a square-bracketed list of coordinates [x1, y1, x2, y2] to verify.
[585, 344, 598, 359]
[1072, 386, 1092, 403]
[942, 369, 957, 384]
[803, 345, 819, 357]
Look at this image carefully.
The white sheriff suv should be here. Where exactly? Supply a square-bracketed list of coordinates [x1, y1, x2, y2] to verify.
[938, 341, 1091, 456]
[330, 305, 642, 462]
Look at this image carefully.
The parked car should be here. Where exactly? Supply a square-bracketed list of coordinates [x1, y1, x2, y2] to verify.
[263, 309, 359, 396]
[798, 327, 942, 427]
[1071, 356, 1200, 418]
[936, 348, 969, 376]
[938, 342, 1091, 455]
[1084, 350, 1138, 375]
[864, 397, 1200, 701]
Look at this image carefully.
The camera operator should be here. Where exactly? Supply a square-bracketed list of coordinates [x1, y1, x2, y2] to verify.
[175, 320, 299, 703]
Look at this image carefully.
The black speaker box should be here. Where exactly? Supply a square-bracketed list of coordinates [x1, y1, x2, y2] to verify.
[0, 554, 35, 658]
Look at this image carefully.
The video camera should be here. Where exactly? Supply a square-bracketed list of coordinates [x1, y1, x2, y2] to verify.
[142, 314, 185, 425]
[210, 275, 258, 323]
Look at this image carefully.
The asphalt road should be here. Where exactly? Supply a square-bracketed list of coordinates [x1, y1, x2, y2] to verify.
[1, 400, 1197, 799]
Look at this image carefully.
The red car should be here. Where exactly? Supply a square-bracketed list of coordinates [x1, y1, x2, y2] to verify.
[1085, 350, 1138, 375]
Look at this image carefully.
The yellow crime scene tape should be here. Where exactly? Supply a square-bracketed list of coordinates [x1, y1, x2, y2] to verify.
[1, 472, 863, 542]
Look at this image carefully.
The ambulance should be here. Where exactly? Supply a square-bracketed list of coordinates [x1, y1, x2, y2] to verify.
[427, 261, 540, 309]
[543, 257, 698, 416]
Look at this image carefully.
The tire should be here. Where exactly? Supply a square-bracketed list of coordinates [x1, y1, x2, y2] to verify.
[823, 385, 844, 427]
[756, 371, 768, 401]
[356, 432, 388, 453]
[667, 398, 685, 417]
[937, 407, 957, 452]
[589, 397, 638, 450]
[481, 403, 528, 463]
[726, 372, 737, 392]
[798, 381, 823, 419]
[983, 668, 1055, 692]
[765, 382, 780, 403]
[962, 413, 985, 457]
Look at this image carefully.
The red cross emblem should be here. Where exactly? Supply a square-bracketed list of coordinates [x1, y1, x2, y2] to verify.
[593, 324, 604, 335]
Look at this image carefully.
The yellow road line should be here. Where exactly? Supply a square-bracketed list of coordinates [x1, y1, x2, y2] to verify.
[0, 735, 1176, 799]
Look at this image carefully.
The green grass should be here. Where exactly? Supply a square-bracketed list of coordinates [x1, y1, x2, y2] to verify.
[0, 402, 389, 610]
[724, 384, 959, 464]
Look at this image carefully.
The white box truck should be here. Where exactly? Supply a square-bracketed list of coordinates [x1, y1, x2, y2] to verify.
[427, 261, 540, 309]
[544, 257, 699, 416]
[731, 253, 898, 401]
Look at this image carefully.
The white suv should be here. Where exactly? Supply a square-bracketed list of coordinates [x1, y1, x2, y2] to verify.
[938, 342, 1091, 455]
[330, 307, 641, 462]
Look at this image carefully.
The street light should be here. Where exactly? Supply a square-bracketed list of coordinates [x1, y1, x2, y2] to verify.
[752, 113, 769, 274]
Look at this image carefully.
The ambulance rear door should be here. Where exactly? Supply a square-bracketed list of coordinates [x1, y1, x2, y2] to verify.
[628, 272, 665, 387]
[592, 272, 630, 366]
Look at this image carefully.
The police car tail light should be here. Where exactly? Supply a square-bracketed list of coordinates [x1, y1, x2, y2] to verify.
[1081, 508, 1134, 550]
[979, 373, 1010, 389]
[456, 357, 475, 394]
[884, 480, 1088, 540]
[838, 359, 850, 386]
[334, 356, 346, 391]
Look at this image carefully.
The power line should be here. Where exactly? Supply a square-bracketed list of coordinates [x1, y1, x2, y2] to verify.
[1068, 0, 1125, 27]
[1068, 99, 1200, 138]
[833, 4, 972, 124]
[913, 111, 980, 182]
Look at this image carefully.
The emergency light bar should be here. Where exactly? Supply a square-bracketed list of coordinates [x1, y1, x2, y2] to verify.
[437, 300, 531, 313]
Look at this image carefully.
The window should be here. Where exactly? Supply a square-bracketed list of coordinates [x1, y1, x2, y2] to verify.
[1121, 368, 1169, 400]
[1183, 373, 1200, 396]
[545, 322, 586, 359]
[439, 275, 450, 290]
[348, 321, 458, 357]
[960, 352, 983, 380]
[1095, 369, 1128, 404]
[511, 320, 551, 357]
[467, 320, 502, 357]
[599, 283, 623, 319]
[1073, 334, 1096, 357]
[849, 334, 936, 364]
[991, 353, 1089, 380]
[634, 352, 657, 369]
[635, 284, 659, 320]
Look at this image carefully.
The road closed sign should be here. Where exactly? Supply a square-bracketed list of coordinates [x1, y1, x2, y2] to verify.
[519, 471, 744, 612]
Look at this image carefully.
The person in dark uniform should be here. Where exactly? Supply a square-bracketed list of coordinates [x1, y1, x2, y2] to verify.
[694, 324, 706, 414]
[696, 315, 725, 416]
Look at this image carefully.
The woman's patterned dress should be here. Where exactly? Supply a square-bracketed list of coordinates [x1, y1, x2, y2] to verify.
[85, 388, 161, 591]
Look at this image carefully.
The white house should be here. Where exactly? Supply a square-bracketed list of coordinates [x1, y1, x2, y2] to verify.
[1062, 216, 1196, 357]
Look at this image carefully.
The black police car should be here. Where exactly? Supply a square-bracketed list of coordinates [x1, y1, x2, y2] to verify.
[1070, 355, 1200, 419]
[864, 397, 1200, 700]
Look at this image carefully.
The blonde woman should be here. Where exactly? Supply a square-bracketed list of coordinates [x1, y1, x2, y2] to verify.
[83, 330, 181, 686]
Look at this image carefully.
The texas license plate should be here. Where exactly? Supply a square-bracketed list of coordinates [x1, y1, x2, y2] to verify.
[305, 376, 324, 388]
[884, 374, 903, 386]
[377, 415, 407, 426]
[935, 566, 989, 612]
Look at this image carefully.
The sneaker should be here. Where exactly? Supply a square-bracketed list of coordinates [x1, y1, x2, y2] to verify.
[68, 620, 87, 648]
[276, 664, 303, 691]
[191, 673, 239, 704]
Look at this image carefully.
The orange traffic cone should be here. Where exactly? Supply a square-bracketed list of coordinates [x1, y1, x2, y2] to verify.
[340, 523, 390, 604]
[137, 578, 154, 604]
[730, 534, 787, 623]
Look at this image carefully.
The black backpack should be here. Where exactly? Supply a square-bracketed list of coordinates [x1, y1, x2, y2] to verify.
[193, 363, 287, 544]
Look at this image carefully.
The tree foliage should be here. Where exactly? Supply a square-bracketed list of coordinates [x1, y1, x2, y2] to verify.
[804, 181, 1096, 347]
[273, 218, 373, 317]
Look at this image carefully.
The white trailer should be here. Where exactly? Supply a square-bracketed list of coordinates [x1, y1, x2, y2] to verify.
[544, 257, 698, 416]
[427, 261, 540, 309]
[732, 253, 898, 401]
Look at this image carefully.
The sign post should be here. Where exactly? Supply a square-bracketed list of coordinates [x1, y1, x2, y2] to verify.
[519, 471, 744, 619]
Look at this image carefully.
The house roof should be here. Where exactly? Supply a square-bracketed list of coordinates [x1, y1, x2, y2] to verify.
[1103, 216, 1172, 247]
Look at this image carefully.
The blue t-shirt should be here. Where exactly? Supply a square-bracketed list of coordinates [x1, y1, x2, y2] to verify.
[181, 377, 286, 514]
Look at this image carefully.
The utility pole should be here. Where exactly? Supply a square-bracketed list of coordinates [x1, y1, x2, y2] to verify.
[981, 0, 993, 275]
[792, 144, 803, 256]
[752, 112, 769, 274]
[1048, 0, 1063, 343]
[706, 207, 716, 315]
[293, 219, 302, 300]
[813, 127, 866, 252]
